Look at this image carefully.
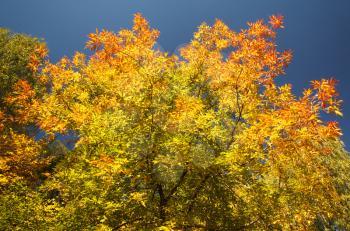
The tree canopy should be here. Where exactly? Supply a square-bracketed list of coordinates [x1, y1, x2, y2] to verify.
[0, 14, 350, 230]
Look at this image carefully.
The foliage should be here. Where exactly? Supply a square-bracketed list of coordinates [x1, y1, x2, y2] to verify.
[0, 28, 49, 188]
[1, 14, 350, 230]
[0, 28, 58, 229]
[0, 28, 46, 101]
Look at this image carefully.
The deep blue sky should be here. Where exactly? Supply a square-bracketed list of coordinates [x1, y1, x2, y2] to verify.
[1, 0, 350, 148]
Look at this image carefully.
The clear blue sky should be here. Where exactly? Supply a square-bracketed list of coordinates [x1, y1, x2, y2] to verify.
[1, 0, 350, 148]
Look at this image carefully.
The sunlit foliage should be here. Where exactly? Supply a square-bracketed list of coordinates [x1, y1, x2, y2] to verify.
[1, 14, 349, 230]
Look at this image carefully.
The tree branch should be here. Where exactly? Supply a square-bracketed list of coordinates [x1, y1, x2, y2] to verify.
[187, 174, 210, 214]
[165, 168, 188, 202]
[157, 183, 166, 222]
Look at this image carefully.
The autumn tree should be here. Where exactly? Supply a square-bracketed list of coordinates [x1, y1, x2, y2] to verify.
[0, 28, 51, 187]
[0, 29, 58, 230]
[1, 14, 350, 230]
